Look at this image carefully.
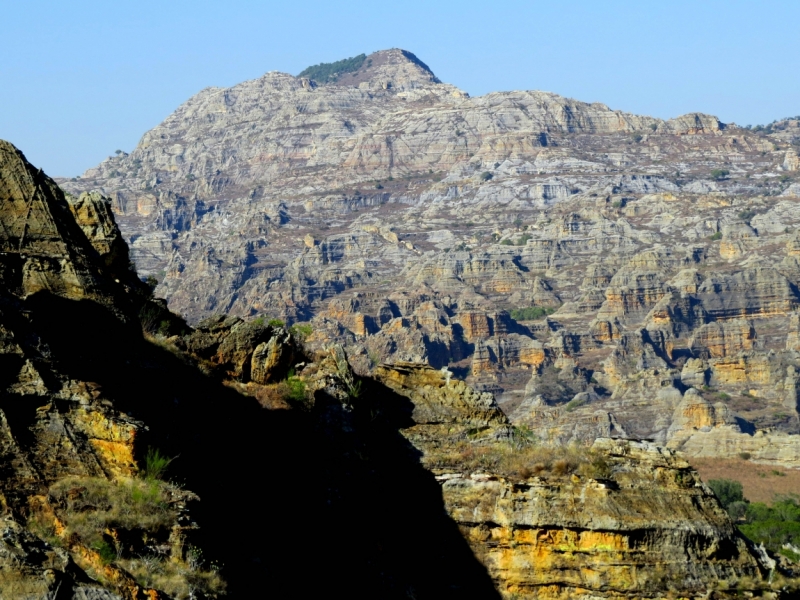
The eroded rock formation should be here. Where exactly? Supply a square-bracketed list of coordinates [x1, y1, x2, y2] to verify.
[61, 49, 800, 468]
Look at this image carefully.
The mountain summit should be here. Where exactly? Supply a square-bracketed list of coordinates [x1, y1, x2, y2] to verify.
[298, 48, 442, 91]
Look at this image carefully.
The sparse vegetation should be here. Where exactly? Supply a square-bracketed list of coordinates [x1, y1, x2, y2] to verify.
[298, 53, 366, 83]
[738, 209, 756, 223]
[284, 373, 307, 402]
[331, 347, 361, 399]
[289, 323, 313, 340]
[367, 349, 381, 367]
[564, 395, 588, 412]
[31, 475, 222, 596]
[142, 446, 174, 481]
[268, 318, 285, 328]
[425, 439, 611, 481]
[144, 275, 159, 293]
[480, 171, 493, 182]
[710, 231, 723, 241]
[711, 168, 730, 181]
[509, 306, 556, 321]
[516, 233, 532, 245]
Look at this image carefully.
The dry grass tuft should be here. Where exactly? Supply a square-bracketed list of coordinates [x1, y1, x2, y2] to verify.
[424, 438, 611, 481]
[254, 377, 309, 409]
[254, 382, 294, 409]
[36, 476, 225, 598]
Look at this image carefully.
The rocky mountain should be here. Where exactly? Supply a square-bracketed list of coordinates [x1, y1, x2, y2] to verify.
[5, 139, 798, 597]
[62, 48, 800, 467]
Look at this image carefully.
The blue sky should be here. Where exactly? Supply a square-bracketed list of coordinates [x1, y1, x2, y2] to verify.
[3, 0, 799, 176]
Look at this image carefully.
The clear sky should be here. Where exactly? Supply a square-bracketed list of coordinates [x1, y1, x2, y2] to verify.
[3, 0, 799, 177]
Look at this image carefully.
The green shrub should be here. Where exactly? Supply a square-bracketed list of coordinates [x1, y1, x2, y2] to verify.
[738, 209, 756, 222]
[346, 379, 362, 400]
[710, 232, 722, 241]
[727, 501, 748, 521]
[289, 323, 313, 340]
[480, 171, 493, 182]
[91, 539, 117, 565]
[500, 239, 513, 245]
[509, 306, 556, 321]
[516, 234, 532, 245]
[143, 274, 159, 293]
[285, 376, 306, 402]
[142, 447, 173, 481]
[564, 396, 588, 412]
[631, 134, 643, 143]
[268, 318, 285, 328]
[711, 168, 730, 181]
[298, 53, 366, 83]
[739, 496, 800, 558]
[708, 478, 744, 509]
[510, 425, 537, 448]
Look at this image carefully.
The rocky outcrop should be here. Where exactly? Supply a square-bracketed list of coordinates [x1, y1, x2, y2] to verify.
[445, 438, 762, 599]
[0, 142, 221, 598]
[376, 362, 509, 428]
[175, 314, 299, 382]
[369, 363, 779, 598]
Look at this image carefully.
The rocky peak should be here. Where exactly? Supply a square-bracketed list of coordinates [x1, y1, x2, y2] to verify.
[332, 48, 442, 91]
[0, 140, 140, 310]
[297, 48, 443, 93]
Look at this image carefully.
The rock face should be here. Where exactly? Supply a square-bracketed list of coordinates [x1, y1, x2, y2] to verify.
[0, 141, 135, 307]
[446, 439, 760, 598]
[368, 363, 776, 598]
[0, 142, 222, 599]
[62, 49, 800, 464]
[3, 141, 796, 597]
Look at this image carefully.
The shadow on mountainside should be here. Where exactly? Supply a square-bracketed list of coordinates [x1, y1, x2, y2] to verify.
[22, 293, 501, 600]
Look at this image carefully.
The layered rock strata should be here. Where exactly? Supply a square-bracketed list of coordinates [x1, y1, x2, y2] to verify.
[61, 50, 800, 463]
[367, 362, 780, 598]
[4, 141, 797, 596]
